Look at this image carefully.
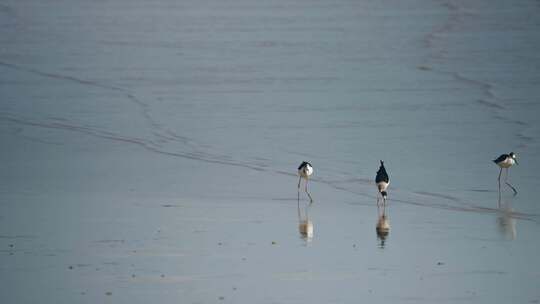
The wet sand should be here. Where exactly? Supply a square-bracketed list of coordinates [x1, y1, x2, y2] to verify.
[1, 0, 540, 303]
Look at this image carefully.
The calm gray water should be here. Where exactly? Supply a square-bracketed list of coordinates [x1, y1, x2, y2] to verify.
[1, 0, 540, 303]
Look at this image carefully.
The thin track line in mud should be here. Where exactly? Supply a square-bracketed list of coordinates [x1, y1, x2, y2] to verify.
[0, 62, 287, 171]
[0, 61, 205, 151]
[0, 61, 124, 92]
[12, 63, 240, 154]
[419, 2, 534, 149]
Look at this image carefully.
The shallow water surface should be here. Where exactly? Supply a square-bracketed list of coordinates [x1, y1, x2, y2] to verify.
[1, 0, 540, 303]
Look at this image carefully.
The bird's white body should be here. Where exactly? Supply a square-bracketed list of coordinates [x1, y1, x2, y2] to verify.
[298, 164, 313, 179]
[377, 181, 389, 192]
[497, 157, 515, 168]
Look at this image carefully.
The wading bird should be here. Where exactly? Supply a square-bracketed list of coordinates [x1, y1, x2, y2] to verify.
[298, 161, 313, 202]
[493, 152, 518, 195]
[376, 160, 390, 205]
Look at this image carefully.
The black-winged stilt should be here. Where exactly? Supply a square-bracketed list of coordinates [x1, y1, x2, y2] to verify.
[376, 160, 390, 205]
[493, 152, 518, 195]
[297, 161, 313, 202]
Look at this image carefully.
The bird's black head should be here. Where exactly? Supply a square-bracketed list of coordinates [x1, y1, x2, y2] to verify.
[298, 161, 311, 170]
[381, 191, 388, 199]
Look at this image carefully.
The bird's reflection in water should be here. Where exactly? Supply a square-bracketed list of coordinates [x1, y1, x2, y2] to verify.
[376, 200, 390, 248]
[497, 188, 516, 240]
[298, 195, 314, 242]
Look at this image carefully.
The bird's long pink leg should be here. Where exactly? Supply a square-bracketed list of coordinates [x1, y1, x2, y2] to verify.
[498, 167, 502, 189]
[305, 179, 313, 203]
[504, 168, 518, 195]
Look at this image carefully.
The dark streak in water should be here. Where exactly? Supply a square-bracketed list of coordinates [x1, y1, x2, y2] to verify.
[413, 191, 461, 203]
[12, 127, 64, 146]
[422, 1, 461, 57]
[466, 189, 495, 193]
[0, 61, 124, 91]
[0, 235, 36, 239]
[476, 99, 505, 110]
[96, 240, 125, 243]
[428, 270, 506, 277]
[161, 204, 184, 208]
[270, 198, 298, 201]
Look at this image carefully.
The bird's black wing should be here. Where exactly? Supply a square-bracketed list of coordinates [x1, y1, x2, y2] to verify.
[375, 162, 389, 183]
[298, 161, 311, 170]
[493, 154, 508, 164]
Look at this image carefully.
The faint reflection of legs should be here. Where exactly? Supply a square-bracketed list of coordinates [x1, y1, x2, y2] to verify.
[298, 193, 313, 241]
[497, 183, 502, 208]
[496, 194, 516, 240]
[376, 199, 389, 248]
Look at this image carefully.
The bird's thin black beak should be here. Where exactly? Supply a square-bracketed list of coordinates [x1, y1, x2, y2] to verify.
[515, 159, 519, 165]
